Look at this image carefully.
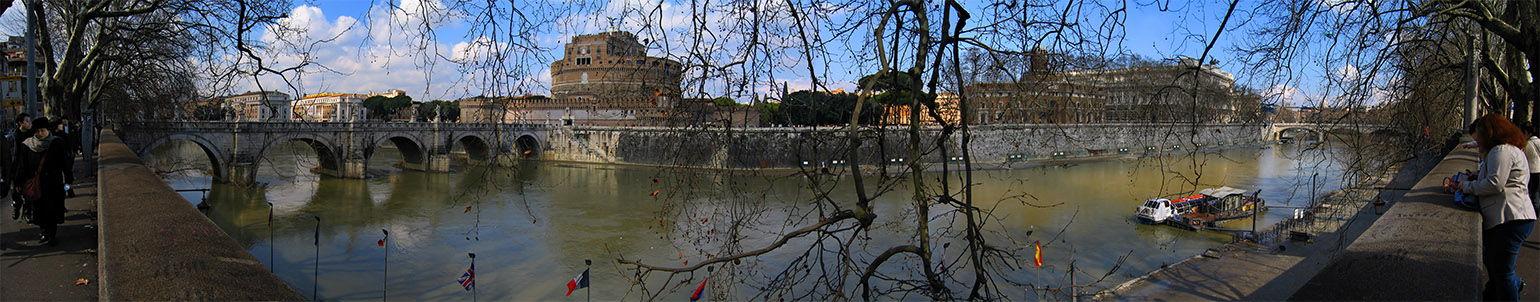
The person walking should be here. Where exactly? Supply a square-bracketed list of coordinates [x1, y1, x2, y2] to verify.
[54, 117, 76, 198]
[1451, 113, 1538, 301]
[1520, 122, 1540, 213]
[12, 117, 67, 246]
[7, 113, 28, 221]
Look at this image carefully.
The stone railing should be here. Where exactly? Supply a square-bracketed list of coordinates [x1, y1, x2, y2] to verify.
[96, 129, 303, 300]
[117, 120, 545, 132]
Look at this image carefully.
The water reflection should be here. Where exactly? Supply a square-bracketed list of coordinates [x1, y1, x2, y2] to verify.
[144, 140, 1349, 300]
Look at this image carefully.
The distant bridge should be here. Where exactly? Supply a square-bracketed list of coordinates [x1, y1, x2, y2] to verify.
[117, 121, 553, 185]
[116, 121, 1397, 185]
[1265, 122, 1398, 141]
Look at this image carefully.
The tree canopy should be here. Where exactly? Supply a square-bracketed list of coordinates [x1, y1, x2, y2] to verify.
[362, 95, 414, 120]
[415, 100, 459, 122]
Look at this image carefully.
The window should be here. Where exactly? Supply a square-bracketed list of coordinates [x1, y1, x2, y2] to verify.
[577, 58, 591, 65]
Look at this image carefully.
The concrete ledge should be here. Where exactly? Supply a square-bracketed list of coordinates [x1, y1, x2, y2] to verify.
[97, 130, 303, 300]
[1289, 145, 1482, 300]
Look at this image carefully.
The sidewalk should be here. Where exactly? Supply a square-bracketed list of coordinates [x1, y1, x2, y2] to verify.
[0, 156, 99, 301]
[1522, 236, 1538, 301]
[1103, 148, 1440, 300]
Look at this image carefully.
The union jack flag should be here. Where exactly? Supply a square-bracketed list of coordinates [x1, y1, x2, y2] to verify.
[457, 263, 475, 291]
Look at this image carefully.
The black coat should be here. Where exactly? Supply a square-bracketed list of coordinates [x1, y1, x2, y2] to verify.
[12, 137, 69, 225]
[4, 127, 22, 172]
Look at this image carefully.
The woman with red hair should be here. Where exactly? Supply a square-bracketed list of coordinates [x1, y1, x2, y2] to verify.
[1452, 113, 1537, 300]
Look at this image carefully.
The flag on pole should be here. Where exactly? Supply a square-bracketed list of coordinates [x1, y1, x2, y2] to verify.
[457, 263, 475, 291]
[1034, 241, 1043, 268]
[565, 268, 589, 296]
[689, 277, 707, 302]
[377, 238, 385, 247]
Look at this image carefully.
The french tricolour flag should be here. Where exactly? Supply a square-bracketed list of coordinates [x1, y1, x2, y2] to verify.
[690, 277, 707, 302]
[457, 263, 475, 291]
[565, 268, 589, 296]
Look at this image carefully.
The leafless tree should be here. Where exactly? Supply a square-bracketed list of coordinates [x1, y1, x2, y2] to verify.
[15, 0, 304, 122]
[342, 0, 1351, 300]
[85, 0, 1445, 300]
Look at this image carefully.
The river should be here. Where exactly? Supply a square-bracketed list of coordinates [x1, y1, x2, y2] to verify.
[145, 140, 1349, 300]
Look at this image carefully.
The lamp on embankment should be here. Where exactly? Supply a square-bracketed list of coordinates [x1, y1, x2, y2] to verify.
[1373, 195, 1387, 215]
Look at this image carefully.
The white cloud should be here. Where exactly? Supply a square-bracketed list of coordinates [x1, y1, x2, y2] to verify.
[1317, 0, 1360, 14]
[1263, 84, 1310, 106]
[450, 37, 509, 63]
[560, 0, 691, 37]
[225, 1, 871, 101]
[263, 5, 361, 46]
[235, 4, 481, 100]
[1333, 65, 1360, 84]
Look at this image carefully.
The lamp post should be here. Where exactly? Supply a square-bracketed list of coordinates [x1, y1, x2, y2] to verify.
[1374, 195, 1387, 215]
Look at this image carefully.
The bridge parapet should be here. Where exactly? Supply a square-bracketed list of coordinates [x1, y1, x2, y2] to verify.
[122, 121, 1282, 181]
[118, 121, 540, 184]
[118, 121, 542, 132]
[1265, 123, 1398, 141]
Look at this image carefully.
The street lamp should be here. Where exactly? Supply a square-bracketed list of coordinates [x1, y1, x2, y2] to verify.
[1374, 195, 1387, 215]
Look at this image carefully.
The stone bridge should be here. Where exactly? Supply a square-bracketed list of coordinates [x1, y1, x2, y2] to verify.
[1265, 123, 1397, 141]
[120, 121, 1392, 184]
[117, 121, 551, 185]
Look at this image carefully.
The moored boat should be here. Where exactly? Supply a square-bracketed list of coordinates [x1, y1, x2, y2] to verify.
[1133, 187, 1264, 231]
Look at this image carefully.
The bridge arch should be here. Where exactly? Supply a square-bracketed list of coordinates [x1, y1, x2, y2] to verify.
[258, 134, 343, 175]
[451, 133, 494, 163]
[370, 135, 427, 166]
[137, 134, 226, 181]
[1275, 127, 1320, 141]
[515, 133, 541, 158]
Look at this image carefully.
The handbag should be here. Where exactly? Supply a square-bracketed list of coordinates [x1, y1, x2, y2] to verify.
[21, 155, 46, 200]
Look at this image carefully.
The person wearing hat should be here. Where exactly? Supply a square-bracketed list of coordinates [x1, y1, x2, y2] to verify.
[12, 117, 68, 245]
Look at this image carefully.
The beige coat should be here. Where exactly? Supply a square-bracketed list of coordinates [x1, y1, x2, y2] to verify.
[1462, 144, 1539, 229]
[1525, 136, 1540, 173]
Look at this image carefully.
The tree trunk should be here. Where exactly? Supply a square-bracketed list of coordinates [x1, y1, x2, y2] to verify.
[1529, 48, 1540, 132]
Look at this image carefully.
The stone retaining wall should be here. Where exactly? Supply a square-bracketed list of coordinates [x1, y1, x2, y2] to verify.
[97, 129, 303, 300]
[544, 123, 1266, 168]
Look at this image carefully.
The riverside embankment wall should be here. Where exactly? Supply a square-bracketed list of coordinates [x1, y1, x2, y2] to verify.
[97, 130, 304, 300]
[540, 123, 1266, 168]
[1288, 140, 1483, 300]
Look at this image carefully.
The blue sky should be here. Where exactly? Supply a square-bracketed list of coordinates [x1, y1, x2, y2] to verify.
[1, 0, 1351, 106]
